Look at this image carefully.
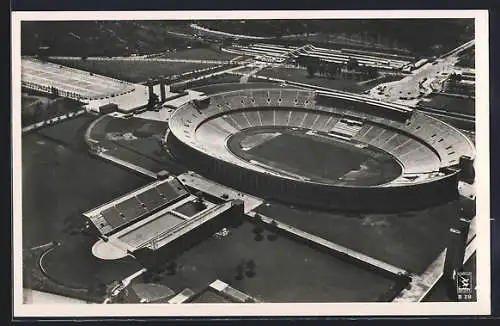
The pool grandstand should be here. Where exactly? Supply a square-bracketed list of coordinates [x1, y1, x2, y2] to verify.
[85, 176, 244, 261]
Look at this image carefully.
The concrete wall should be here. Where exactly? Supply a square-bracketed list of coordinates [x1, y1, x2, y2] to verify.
[168, 133, 460, 212]
[133, 200, 244, 270]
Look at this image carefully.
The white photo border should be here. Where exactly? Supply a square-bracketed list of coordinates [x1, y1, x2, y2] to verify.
[11, 9, 491, 317]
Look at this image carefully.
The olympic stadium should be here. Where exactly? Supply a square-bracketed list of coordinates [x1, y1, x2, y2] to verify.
[19, 19, 478, 305]
[166, 88, 474, 211]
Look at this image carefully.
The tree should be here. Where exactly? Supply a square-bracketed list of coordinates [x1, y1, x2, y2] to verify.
[147, 93, 159, 108]
[448, 72, 463, 82]
[306, 63, 318, 77]
[367, 66, 379, 79]
[318, 60, 326, 76]
[326, 62, 340, 79]
[305, 57, 321, 78]
[346, 57, 359, 71]
[295, 55, 307, 68]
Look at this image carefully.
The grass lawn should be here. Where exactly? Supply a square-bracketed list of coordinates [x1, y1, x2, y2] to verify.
[22, 114, 150, 248]
[140, 220, 396, 302]
[88, 115, 188, 175]
[50, 59, 218, 83]
[255, 200, 460, 274]
[191, 81, 280, 95]
[359, 73, 406, 89]
[21, 95, 40, 109]
[419, 94, 475, 116]
[258, 67, 375, 93]
[22, 114, 151, 295]
[161, 48, 238, 61]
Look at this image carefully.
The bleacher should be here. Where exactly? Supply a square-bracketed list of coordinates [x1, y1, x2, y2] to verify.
[85, 178, 190, 236]
[329, 119, 364, 138]
[168, 88, 475, 184]
[22, 58, 136, 101]
[224, 43, 412, 70]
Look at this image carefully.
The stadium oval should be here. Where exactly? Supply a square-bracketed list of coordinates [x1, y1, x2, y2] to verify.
[166, 88, 475, 212]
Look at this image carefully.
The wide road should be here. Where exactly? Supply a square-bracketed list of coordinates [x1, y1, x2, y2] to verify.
[367, 40, 475, 106]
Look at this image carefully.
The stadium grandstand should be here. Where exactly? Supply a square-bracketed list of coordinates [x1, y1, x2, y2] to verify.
[20, 18, 478, 306]
[85, 176, 244, 261]
[22, 58, 136, 101]
[21, 58, 187, 114]
[166, 88, 474, 211]
[222, 43, 413, 70]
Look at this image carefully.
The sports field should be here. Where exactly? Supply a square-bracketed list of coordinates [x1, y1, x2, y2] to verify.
[40, 233, 143, 291]
[191, 81, 280, 95]
[22, 114, 150, 294]
[419, 94, 475, 116]
[255, 199, 460, 275]
[138, 220, 396, 302]
[161, 48, 238, 61]
[258, 67, 375, 93]
[21, 93, 84, 127]
[21, 95, 40, 108]
[229, 130, 401, 186]
[50, 59, 218, 83]
[88, 116, 188, 175]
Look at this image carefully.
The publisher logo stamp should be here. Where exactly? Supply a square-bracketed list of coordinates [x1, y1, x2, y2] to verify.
[456, 271, 473, 301]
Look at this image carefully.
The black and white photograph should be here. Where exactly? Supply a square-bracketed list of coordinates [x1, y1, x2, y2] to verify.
[11, 10, 491, 317]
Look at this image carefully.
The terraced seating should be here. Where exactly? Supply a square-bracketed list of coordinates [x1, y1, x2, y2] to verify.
[330, 119, 364, 138]
[367, 128, 396, 148]
[274, 109, 289, 126]
[316, 115, 340, 133]
[259, 108, 275, 126]
[352, 123, 442, 173]
[22, 58, 135, 100]
[301, 112, 322, 130]
[401, 112, 474, 166]
[377, 133, 408, 152]
[115, 197, 149, 221]
[231, 111, 253, 129]
[288, 110, 307, 126]
[244, 110, 262, 127]
[196, 121, 234, 148]
[168, 88, 475, 184]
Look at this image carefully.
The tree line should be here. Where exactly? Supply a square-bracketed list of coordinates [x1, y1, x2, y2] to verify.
[295, 55, 379, 80]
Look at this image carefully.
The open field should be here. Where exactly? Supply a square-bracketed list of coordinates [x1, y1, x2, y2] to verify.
[161, 48, 238, 61]
[418, 94, 475, 116]
[22, 114, 150, 248]
[171, 75, 242, 92]
[258, 67, 375, 93]
[359, 74, 406, 89]
[191, 81, 279, 95]
[229, 131, 401, 186]
[139, 220, 396, 302]
[21, 95, 40, 108]
[40, 233, 143, 291]
[21, 93, 83, 127]
[88, 116, 188, 175]
[50, 59, 218, 83]
[23, 114, 152, 297]
[255, 200, 460, 274]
